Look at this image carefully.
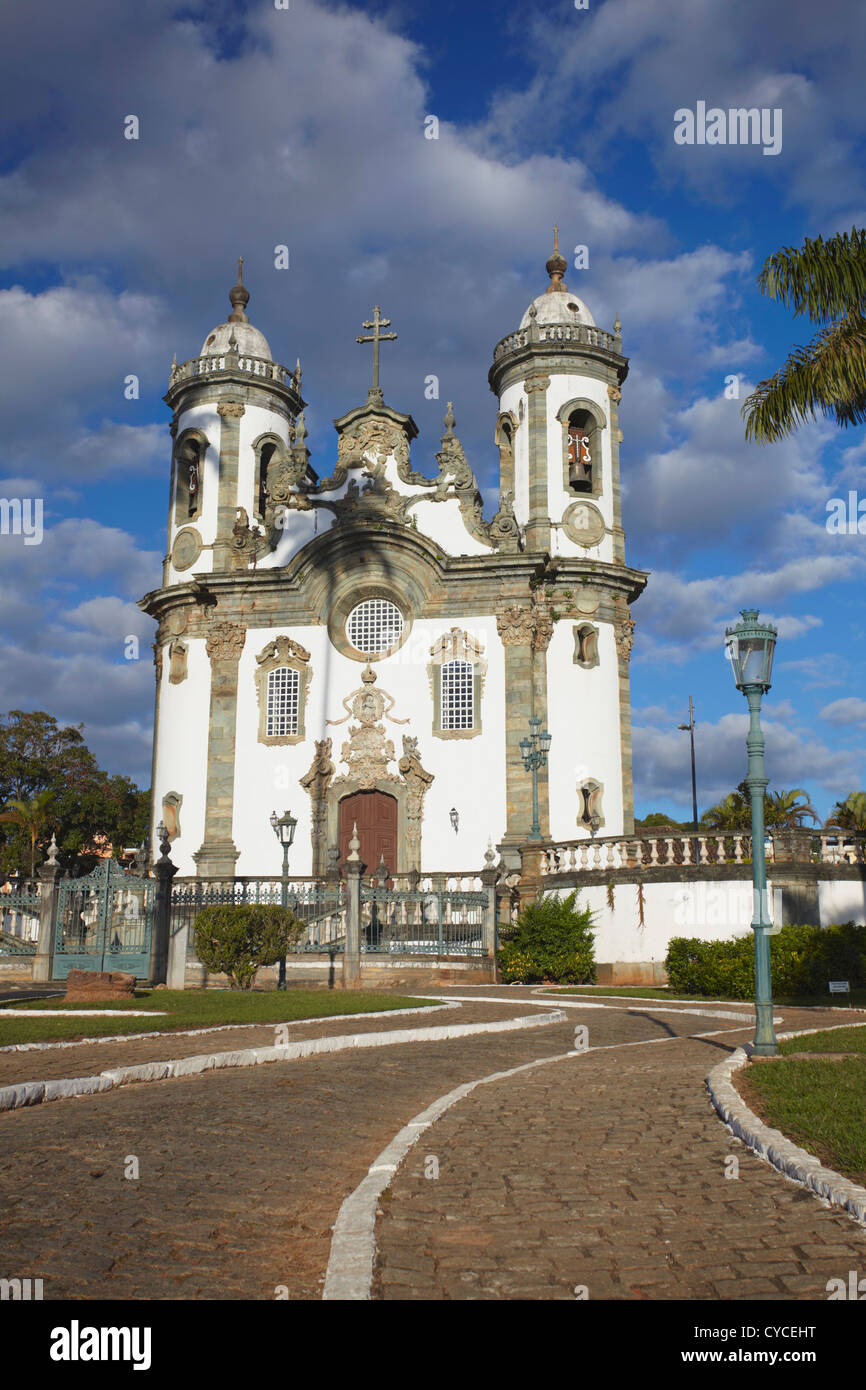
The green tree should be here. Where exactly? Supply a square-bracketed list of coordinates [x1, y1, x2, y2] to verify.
[826, 792, 866, 834]
[193, 905, 305, 989]
[635, 812, 692, 830]
[0, 711, 149, 876]
[742, 227, 866, 442]
[0, 791, 55, 881]
[764, 788, 819, 829]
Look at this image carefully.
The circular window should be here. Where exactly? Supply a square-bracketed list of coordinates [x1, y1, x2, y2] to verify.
[346, 598, 404, 655]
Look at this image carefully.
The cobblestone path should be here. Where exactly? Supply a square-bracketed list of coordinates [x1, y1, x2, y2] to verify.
[1, 990, 862, 1301]
[372, 995, 866, 1300]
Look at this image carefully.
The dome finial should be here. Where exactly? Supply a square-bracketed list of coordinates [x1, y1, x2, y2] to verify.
[545, 227, 568, 295]
[228, 256, 250, 324]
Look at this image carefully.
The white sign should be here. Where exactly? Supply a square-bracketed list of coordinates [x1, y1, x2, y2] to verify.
[829, 981, 850, 994]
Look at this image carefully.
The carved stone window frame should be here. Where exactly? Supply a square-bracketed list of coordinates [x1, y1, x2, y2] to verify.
[255, 636, 312, 746]
[173, 428, 209, 526]
[573, 623, 600, 670]
[494, 410, 518, 497]
[557, 398, 606, 499]
[578, 778, 605, 831]
[428, 628, 487, 740]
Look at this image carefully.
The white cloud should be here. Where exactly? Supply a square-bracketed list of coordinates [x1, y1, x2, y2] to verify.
[820, 697, 866, 727]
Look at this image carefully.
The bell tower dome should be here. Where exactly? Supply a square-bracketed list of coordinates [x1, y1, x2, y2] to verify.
[488, 231, 628, 562]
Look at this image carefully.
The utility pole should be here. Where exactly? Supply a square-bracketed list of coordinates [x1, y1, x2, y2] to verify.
[677, 696, 698, 831]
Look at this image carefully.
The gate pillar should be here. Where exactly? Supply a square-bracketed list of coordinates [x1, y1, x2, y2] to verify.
[32, 854, 62, 983]
[151, 839, 178, 987]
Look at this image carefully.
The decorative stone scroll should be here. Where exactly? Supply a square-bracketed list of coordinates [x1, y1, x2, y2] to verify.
[205, 620, 246, 665]
[496, 590, 554, 652]
[615, 617, 636, 663]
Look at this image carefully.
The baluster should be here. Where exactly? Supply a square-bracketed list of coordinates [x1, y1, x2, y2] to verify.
[682, 837, 692, 865]
[633, 839, 643, 867]
[715, 836, 725, 865]
[665, 837, 674, 865]
[649, 838, 659, 866]
[593, 843, 601, 870]
[699, 837, 709, 865]
[734, 836, 743, 864]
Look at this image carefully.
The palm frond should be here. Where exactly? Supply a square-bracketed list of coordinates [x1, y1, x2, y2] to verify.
[758, 226, 866, 322]
[742, 312, 866, 442]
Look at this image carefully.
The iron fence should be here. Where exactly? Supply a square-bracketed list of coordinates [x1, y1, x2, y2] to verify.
[360, 884, 487, 956]
[171, 878, 345, 956]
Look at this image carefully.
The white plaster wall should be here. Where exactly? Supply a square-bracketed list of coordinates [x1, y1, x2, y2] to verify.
[229, 616, 506, 876]
[545, 619, 624, 840]
[236, 402, 292, 519]
[818, 879, 866, 926]
[499, 381, 529, 526]
[551, 879, 758, 965]
[152, 638, 211, 876]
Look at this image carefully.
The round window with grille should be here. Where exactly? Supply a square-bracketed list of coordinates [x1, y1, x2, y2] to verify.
[346, 598, 404, 655]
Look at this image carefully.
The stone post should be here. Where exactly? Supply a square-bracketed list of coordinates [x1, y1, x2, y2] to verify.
[193, 619, 245, 877]
[150, 838, 178, 986]
[32, 844, 62, 983]
[480, 844, 499, 982]
[342, 822, 365, 990]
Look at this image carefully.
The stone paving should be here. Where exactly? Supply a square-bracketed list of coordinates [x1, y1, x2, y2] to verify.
[0, 988, 863, 1301]
[372, 993, 866, 1300]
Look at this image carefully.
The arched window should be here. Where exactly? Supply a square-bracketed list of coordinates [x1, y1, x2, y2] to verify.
[441, 659, 474, 730]
[266, 666, 300, 738]
[346, 599, 404, 655]
[255, 636, 311, 745]
[257, 442, 277, 522]
[428, 628, 487, 739]
[173, 432, 208, 525]
[567, 410, 593, 492]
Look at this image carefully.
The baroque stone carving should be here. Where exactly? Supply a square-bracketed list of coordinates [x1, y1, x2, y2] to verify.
[398, 735, 435, 867]
[168, 640, 188, 685]
[615, 617, 636, 663]
[205, 620, 246, 664]
[216, 401, 245, 419]
[171, 527, 202, 572]
[327, 666, 409, 788]
[300, 738, 335, 875]
[153, 642, 164, 684]
[231, 506, 267, 569]
[255, 636, 312, 745]
[495, 590, 554, 651]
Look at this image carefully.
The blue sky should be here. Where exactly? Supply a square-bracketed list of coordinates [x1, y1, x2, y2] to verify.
[0, 0, 864, 821]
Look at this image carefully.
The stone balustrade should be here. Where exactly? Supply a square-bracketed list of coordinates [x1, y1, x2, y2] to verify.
[170, 353, 294, 387]
[492, 321, 617, 362]
[538, 831, 866, 877]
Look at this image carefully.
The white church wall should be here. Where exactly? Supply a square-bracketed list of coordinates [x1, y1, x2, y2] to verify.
[545, 619, 624, 840]
[153, 638, 211, 876]
[228, 616, 507, 876]
[818, 878, 866, 926]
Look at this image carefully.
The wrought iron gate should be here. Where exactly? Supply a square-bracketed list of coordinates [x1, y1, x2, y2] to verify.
[55, 859, 154, 980]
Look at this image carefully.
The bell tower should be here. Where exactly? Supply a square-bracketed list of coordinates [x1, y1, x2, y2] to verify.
[488, 230, 628, 563]
[162, 261, 306, 583]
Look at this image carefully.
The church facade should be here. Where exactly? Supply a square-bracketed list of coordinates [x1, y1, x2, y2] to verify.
[140, 239, 648, 879]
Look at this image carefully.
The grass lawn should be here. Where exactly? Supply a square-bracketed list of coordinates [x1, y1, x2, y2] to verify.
[737, 1026, 866, 1187]
[0, 989, 438, 1046]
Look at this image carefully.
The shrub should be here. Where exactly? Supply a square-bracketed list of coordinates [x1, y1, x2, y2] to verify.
[665, 922, 866, 999]
[192, 904, 304, 990]
[498, 891, 596, 984]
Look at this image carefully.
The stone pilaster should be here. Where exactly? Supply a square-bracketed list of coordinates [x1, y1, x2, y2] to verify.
[607, 383, 626, 564]
[193, 620, 246, 877]
[524, 375, 551, 553]
[213, 401, 245, 571]
[497, 594, 552, 844]
[614, 603, 637, 835]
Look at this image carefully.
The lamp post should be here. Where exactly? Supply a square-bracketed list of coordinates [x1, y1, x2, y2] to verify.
[519, 716, 552, 842]
[725, 609, 779, 1057]
[270, 809, 297, 991]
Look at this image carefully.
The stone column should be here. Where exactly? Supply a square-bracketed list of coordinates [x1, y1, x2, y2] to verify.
[342, 842, 365, 991]
[615, 603, 637, 836]
[150, 842, 178, 986]
[606, 383, 626, 564]
[497, 597, 552, 847]
[32, 854, 62, 983]
[213, 400, 245, 571]
[524, 374, 551, 553]
[480, 854, 499, 980]
[193, 620, 245, 877]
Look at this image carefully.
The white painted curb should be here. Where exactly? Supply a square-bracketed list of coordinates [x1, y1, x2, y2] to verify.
[706, 1023, 866, 1227]
[0, 1008, 567, 1113]
[0, 1001, 455, 1054]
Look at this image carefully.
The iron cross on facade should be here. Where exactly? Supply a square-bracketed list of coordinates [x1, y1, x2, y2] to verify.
[356, 306, 397, 397]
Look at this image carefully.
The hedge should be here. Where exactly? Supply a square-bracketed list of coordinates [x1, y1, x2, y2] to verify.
[665, 922, 866, 999]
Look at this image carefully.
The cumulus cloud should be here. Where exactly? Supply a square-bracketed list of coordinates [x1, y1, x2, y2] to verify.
[820, 697, 866, 727]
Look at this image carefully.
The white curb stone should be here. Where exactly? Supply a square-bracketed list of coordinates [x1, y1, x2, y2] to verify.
[706, 1028, 866, 1227]
[0, 1008, 567, 1113]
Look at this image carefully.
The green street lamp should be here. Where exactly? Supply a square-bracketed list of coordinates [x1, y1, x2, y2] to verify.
[270, 809, 297, 992]
[725, 609, 778, 1056]
[520, 716, 552, 842]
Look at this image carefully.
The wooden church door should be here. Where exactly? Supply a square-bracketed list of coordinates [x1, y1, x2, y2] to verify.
[339, 791, 398, 878]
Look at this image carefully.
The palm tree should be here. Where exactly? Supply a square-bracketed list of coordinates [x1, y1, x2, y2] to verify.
[742, 226, 866, 443]
[0, 790, 55, 881]
[701, 790, 751, 831]
[825, 792, 866, 834]
[765, 788, 819, 829]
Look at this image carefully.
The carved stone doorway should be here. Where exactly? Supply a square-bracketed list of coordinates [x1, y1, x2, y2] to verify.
[339, 790, 397, 881]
